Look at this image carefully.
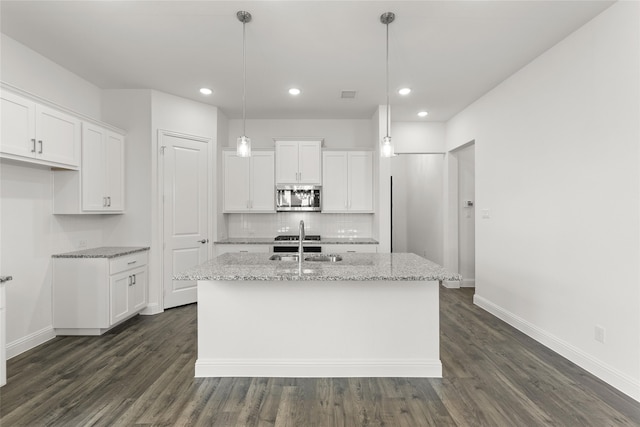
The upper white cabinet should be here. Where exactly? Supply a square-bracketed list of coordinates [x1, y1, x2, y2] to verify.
[223, 150, 275, 213]
[80, 123, 124, 212]
[275, 140, 322, 185]
[1, 90, 80, 169]
[322, 151, 373, 213]
[53, 122, 125, 214]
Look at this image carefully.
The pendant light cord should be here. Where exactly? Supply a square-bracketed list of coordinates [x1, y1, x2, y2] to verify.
[242, 19, 247, 137]
[386, 19, 390, 138]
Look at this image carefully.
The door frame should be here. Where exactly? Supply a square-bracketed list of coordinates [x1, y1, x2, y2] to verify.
[158, 129, 215, 309]
[443, 139, 475, 289]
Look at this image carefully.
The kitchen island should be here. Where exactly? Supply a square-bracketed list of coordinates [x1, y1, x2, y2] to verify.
[175, 252, 460, 378]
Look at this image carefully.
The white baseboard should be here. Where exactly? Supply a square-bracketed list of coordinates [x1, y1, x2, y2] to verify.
[460, 279, 475, 288]
[474, 294, 640, 402]
[195, 359, 442, 378]
[7, 326, 56, 359]
[140, 303, 163, 316]
[442, 280, 460, 289]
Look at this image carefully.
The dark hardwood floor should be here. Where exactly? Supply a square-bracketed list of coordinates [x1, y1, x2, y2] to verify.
[1, 287, 638, 426]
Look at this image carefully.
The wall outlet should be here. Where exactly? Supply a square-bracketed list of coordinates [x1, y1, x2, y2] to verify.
[481, 209, 491, 219]
[78, 239, 87, 249]
[595, 325, 606, 343]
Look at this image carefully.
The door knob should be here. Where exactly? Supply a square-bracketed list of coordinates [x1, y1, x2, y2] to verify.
[198, 239, 209, 244]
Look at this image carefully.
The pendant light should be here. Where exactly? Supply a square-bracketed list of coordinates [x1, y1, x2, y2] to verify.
[237, 10, 252, 157]
[380, 12, 395, 158]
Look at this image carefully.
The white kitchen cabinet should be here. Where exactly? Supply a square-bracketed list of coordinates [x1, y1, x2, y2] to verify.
[0, 90, 80, 169]
[275, 140, 322, 184]
[322, 151, 373, 213]
[215, 244, 270, 256]
[53, 123, 125, 214]
[321, 244, 378, 253]
[53, 250, 148, 335]
[223, 150, 274, 213]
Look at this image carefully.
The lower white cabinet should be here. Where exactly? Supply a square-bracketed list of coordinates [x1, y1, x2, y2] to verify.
[321, 244, 378, 253]
[215, 244, 270, 256]
[53, 250, 148, 335]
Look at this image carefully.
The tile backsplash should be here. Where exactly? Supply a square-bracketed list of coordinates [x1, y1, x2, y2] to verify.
[226, 213, 374, 238]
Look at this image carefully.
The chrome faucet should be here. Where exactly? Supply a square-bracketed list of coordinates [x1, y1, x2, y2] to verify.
[298, 220, 305, 271]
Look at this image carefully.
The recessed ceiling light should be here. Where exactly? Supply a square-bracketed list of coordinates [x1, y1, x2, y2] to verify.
[398, 88, 411, 95]
[199, 88, 213, 95]
[417, 111, 429, 117]
[289, 88, 301, 95]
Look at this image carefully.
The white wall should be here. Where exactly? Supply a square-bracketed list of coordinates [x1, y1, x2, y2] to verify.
[1, 34, 102, 119]
[393, 122, 446, 153]
[446, 2, 639, 400]
[227, 119, 372, 149]
[391, 155, 444, 264]
[0, 34, 108, 356]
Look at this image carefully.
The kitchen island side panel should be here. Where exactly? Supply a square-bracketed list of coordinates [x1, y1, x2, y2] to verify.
[195, 279, 441, 378]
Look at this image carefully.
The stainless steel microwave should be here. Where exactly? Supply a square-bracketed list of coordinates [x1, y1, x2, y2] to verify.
[276, 185, 321, 212]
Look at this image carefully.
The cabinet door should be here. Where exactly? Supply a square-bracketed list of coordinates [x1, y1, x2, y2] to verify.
[298, 141, 322, 184]
[275, 141, 300, 184]
[224, 152, 251, 211]
[0, 91, 36, 158]
[35, 104, 80, 167]
[104, 131, 124, 211]
[81, 123, 107, 211]
[110, 271, 131, 325]
[250, 151, 275, 211]
[348, 152, 373, 212]
[322, 152, 348, 212]
[129, 267, 147, 313]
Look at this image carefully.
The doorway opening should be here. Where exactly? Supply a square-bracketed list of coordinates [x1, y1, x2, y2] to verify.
[444, 141, 476, 288]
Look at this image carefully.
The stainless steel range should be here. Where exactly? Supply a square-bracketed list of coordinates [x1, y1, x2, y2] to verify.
[273, 234, 321, 253]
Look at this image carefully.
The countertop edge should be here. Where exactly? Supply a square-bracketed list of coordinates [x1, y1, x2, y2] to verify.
[52, 246, 150, 259]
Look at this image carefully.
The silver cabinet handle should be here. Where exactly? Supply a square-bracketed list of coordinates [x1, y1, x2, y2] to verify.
[107, 196, 111, 207]
[38, 140, 43, 154]
[132, 274, 136, 285]
[128, 275, 133, 286]
[197, 239, 209, 244]
[127, 260, 137, 265]
[31, 138, 36, 152]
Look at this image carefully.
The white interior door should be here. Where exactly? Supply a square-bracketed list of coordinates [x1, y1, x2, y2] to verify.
[162, 132, 209, 309]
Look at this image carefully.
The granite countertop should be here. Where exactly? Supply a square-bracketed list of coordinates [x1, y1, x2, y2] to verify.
[215, 237, 379, 245]
[52, 246, 150, 259]
[0, 276, 12, 284]
[174, 252, 460, 282]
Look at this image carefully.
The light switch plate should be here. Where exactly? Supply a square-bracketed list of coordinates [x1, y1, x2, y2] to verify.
[481, 209, 491, 219]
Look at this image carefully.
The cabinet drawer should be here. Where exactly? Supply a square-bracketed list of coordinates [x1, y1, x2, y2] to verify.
[110, 251, 148, 275]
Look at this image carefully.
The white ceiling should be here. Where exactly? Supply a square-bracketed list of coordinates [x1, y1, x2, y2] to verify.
[0, 1, 614, 122]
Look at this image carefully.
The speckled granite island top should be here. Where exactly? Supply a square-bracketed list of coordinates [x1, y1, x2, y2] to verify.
[175, 252, 460, 282]
[52, 246, 150, 259]
[214, 237, 378, 245]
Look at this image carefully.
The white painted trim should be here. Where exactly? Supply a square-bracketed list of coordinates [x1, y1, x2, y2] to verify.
[6, 326, 55, 359]
[474, 294, 640, 402]
[460, 279, 475, 288]
[195, 358, 442, 378]
[140, 303, 163, 316]
[442, 280, 460, 289]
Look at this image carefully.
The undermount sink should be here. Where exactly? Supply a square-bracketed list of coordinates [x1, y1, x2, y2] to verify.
[269, 254, 299, 261]
[304, 254, 343, 262]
